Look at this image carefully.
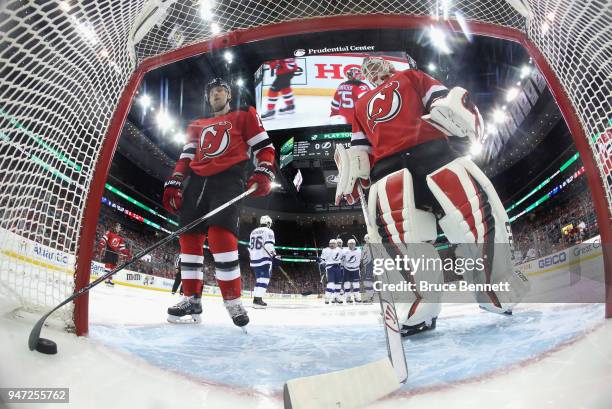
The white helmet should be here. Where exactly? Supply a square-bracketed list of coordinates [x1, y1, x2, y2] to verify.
[329, 239, 337, 247]
[260, 215, 272, 228]
[348, 238, 356, 249]
[364, 234, 370, 243]
[361, 56, 396, 87]
[336, 238, 343, 247]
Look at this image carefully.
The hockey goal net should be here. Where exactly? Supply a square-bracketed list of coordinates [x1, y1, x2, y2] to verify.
[0, 0, 610, 335]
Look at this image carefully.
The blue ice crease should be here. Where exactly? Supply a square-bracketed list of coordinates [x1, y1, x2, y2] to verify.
[90, 304, 604, 392]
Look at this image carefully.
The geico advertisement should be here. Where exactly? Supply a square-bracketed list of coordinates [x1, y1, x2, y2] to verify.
[517, 236, 602, 275]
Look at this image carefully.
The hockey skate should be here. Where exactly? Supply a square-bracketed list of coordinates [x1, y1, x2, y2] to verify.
[252, 297, 267, 309]
[105, 279, 114, 287]
[224, 298, 250, 328]
[167, 295, 202, 324]
[400, 317, 437, 337]
[261, 109, 276, 120]
[278, 104, 295, 115]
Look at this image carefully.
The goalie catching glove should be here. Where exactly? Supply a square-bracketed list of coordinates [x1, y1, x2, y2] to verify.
[334, 144, 370, 205]
[422, 87, 485, 144]
[247, 162, 275, 197]
[162, 175, 183, 214]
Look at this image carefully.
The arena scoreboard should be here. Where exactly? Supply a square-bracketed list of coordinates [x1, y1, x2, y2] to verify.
[280, 131, 351, 166]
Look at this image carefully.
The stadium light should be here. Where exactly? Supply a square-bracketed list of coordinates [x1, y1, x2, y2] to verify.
[428, 26, 451, 54]
[441, 0, 451, 20]
[271, 182, 281, 189]
[506, 87, 520, 102]
[75, 20, 99, 45]
[492, 109, 507, 123]
[59, 1, 71, 12]
[138, 94, 151, 109]
[200, 0, 215, 20]
[236, 78, 245, 87]
[173, 132, 186, 144]
[520, 65, 531, 79]
[210, 22, 221, 35]
[427, 63, 437, 72]
[470, 141, 483, 156]
[156, 110, 173, 131]
[224, 51, 233, 63]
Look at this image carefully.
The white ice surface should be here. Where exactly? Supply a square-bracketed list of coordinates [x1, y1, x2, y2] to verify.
[260, 95, 335, 130]
[1, 281, 611, 409]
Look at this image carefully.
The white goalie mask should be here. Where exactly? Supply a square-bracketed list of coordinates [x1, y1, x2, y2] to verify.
[362, 56, 396, 87]
[260, 215, 272, 228]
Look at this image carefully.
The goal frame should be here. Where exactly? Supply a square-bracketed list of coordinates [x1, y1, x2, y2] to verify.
[73, 14, 612, 336]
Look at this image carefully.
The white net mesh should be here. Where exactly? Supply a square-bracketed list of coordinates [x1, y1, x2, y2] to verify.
[0, 0, 610, 330]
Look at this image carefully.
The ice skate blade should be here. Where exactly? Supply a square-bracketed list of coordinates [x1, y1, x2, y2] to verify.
[252, 304, 267, 309]
[167, 314, 202, 324]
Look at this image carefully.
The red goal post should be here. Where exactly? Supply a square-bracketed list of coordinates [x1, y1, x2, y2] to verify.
[0, 2, 609, 337]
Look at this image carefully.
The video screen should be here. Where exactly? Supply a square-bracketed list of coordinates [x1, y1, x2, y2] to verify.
[254, 52, 413, 130]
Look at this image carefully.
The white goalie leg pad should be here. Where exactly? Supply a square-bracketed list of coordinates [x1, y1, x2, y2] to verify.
[426, 157, 530, 312]
[369, 168, 443, 326]
[393, 242, 443, 327]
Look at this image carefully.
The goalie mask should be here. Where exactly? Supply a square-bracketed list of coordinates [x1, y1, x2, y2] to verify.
[362, 56, 396, 87]
[260, 215, 272, 228]
[346, 67, 364, 81]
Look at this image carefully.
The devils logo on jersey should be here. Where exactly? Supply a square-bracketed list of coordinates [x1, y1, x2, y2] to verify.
[199, 121, 232, 158]
[366, 81, 402, 131]
[110, 237, 121, 248]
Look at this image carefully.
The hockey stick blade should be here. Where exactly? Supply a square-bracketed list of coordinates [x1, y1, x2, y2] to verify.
[29, 186, 256, 352]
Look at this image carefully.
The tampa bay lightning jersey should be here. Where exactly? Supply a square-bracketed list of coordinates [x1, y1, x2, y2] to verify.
[321, 246, 343, 266]
[249, 227, 275, 267]
[343, 248, 362, 270]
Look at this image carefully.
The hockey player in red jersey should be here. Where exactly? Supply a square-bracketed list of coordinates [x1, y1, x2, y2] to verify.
[261, 58, 299, 120]
[329, 67, 370, 125]
[335, 56, 529, 335]
[97, 223, 130, 286]
[162, 78, 275, 327]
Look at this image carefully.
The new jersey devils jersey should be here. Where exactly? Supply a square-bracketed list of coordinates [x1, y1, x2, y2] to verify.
[330, 80, 370, 123]
[99, 231, 129, 256]
[267, 58, 298, 76]
[176, 107, 273, 177]
[350, 69, 449, 166]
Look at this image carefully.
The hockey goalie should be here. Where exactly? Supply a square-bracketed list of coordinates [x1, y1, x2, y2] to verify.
[335, 56, 530, 336]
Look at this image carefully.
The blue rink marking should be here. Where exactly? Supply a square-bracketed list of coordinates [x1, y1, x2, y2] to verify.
[90, 304, 603, 392]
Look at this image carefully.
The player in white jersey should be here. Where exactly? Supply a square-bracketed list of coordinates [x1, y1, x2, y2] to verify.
[336, 238, 345, 297]
[320, 239, 343, 304]
[342, 239, 362, 303]
[248, 215, 276, 308]
[361, 234, 374, 303]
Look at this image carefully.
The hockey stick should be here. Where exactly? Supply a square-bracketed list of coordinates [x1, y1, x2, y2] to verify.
[262, 247, 313, 296]
[28, 185, 257, 353]
[356, 185, 408, 384]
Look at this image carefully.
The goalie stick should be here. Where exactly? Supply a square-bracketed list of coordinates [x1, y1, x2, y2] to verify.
[334, 143, 408, 383]
[283, 147, 407, 409]
[28, 185, 257, 354]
